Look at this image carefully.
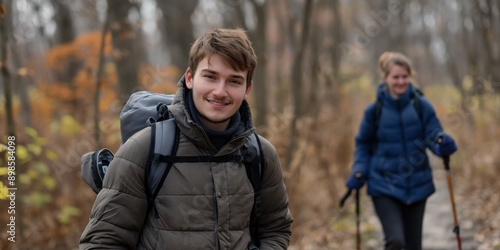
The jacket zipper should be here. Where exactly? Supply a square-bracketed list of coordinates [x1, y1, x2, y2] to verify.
[397, 101, 411, 204]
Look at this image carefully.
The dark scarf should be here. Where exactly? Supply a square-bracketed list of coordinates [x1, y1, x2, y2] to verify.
[186, 91, 241, 150]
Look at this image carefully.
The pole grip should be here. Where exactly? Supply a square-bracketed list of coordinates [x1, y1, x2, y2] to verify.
[438, 135, 451, 170]
[443, 156, 450, 170]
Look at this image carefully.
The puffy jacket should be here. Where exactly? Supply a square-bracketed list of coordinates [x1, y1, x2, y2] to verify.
[80, 78, 293, 249]
[351, 83, 443, 204]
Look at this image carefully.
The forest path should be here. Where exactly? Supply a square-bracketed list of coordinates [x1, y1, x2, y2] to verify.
[363, 157, 478, 250]
[420, 163, 477, 250]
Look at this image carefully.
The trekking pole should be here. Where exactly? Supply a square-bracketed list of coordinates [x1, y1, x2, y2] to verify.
[339, 189, 361, 250]
[443, 155, 462, 250]
[355, 189, 361, 250]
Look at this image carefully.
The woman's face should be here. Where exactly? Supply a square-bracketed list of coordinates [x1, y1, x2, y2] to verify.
[384, 65, 410, 98]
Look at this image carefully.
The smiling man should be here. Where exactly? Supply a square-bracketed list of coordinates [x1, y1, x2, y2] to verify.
[185, 53, 250, 132]
[80, 28, 293, 250]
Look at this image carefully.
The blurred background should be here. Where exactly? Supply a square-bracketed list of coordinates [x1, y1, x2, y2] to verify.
[0, 0, 499, 249]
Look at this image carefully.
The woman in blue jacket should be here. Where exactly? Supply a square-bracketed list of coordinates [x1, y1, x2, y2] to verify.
[346, 52, 457, 250]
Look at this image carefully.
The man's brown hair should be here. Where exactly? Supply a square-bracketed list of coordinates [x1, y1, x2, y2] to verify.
[188, 28, 257, 87]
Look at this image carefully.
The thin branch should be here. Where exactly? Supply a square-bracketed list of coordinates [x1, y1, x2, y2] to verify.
[94, 9, 110, 148]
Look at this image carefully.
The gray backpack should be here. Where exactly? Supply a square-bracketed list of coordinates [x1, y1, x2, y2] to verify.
[80, 90, 264, 248]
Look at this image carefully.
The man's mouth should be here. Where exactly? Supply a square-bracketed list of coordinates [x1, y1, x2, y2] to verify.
[208, 99, 229, 106]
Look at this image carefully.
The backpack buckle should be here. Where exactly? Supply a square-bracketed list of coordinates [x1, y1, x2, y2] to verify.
[242, 145, 258, 164]
[247, 242, 259, 250]
[156, 103, 170, 121]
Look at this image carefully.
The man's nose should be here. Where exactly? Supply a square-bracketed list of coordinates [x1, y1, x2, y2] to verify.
[212, 81, 228, 96]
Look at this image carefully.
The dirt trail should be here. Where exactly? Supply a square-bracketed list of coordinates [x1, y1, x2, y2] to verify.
[363, 159, 478, 250]
[421, 166, 476, 250]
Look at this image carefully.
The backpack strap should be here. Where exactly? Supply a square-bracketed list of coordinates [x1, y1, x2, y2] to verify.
[145, 118, 179, 217]
[411, 88, 423, 121]
[373, 97, 383, 135]
[145, 122, 264, 244]
[373, 87, 424, 133]
[371, 98, 383, 153]
[244, 133, 264, 248]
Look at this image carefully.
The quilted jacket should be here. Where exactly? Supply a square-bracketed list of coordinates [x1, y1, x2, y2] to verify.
[351, 83, 444, 204]
[80, 77, 293, 249]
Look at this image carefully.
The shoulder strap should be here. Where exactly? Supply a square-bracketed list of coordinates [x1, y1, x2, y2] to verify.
[373, 98, 382, 134]
[145, 124, 265, 243]
[244, 133, 264, 248]
[374, 88, 424, 131]
[411, 88, 423, 122]
[145, 118, 179, 216]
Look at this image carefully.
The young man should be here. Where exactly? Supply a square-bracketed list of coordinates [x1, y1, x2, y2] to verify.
[80, 28, 293, 249]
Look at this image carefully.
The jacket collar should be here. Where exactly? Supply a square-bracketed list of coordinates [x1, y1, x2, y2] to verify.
[376, 82, 416, 108]
[168, 75, 255, 153]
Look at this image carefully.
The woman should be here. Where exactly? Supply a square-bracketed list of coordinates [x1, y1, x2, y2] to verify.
[346, 52, 457, 250]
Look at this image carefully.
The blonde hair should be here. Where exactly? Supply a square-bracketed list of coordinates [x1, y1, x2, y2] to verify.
[378, 52, 413, 79]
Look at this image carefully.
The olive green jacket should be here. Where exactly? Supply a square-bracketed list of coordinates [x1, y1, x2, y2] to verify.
[80, 79, 293, 250]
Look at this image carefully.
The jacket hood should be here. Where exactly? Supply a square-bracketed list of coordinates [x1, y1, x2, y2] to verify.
[168, 75, 255, 153]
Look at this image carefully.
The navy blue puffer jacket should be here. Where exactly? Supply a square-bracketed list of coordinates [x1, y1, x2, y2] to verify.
[352, 83, 443, 204]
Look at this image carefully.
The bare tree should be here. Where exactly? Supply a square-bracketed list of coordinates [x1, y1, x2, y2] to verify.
[107, 0, 143, 105]
[1, 1, 26, 243]
[248, 1, 269, 133]
[284, 0, 313, 170]
[329, 0, 343, 86]
[6, 1, 32, 128]
[47, 0, 83, 118]
[473, 0, 500, 92]
[1, 0, 15, 136]
[156, 0, 198, 72]
[94, 5, 111, 148]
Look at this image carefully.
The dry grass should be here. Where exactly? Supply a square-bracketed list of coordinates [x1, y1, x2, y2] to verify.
[279, 83, 500, 249]
[1, 82, 499, 249]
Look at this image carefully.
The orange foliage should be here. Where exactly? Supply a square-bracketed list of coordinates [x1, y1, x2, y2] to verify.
[38, 30, 118, 128]
[99, 90, 120, 114]
[138, 65, 180, 94]
[74, 69, 96, 97]
[46, 31, 112, 71]
[30, 92, 55, 129]
[46, 43, 74, 70]
[39, 82, 74, 103]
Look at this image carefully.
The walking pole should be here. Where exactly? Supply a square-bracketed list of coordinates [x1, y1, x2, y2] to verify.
[355, 189, 361, 250]
[443, 155, 462, 250]
[339, 189, 361, 250]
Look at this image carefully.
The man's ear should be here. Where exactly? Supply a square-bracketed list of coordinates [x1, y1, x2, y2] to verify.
[185, 68, 193, 89]
[244, 80, 253, 99]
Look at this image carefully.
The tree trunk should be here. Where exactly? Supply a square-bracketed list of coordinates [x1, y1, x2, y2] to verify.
[94, 7, 111, 149]
[284, 0, 313, 170]
[1, 0, 15, 136]
[330, 0, 342, 83]
[248, 0, 269, 134]
[6, 0, 32, 128]
[50, 0, 83, 119]
[1, 0, 23, 242]
[107, 0, 142, 105]
[156, 0, 197, 72]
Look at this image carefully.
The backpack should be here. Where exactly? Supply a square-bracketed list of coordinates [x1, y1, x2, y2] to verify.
[80, 90, 264, 247]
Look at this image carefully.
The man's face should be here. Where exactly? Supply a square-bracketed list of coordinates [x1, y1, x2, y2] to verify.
[185, 54, 251, 131]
